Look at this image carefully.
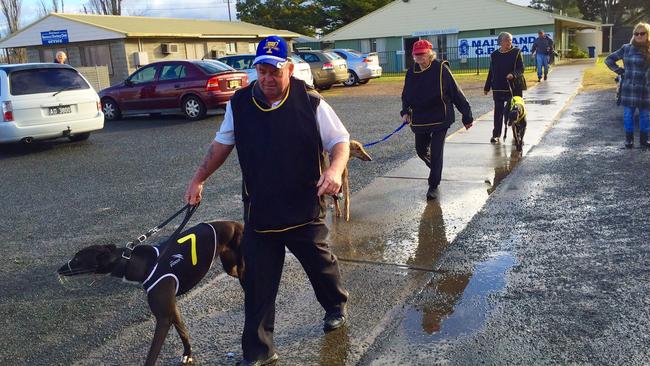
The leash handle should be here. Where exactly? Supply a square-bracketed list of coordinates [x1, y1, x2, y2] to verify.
[122, 203, 200, 259]
[363, 121, 409, 148]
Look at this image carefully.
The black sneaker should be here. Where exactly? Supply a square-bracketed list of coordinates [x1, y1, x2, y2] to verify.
[323, 310, 347, 333]
[426, 186, 437, 200]
[490, 137, 499, 144]
[538, 77, 541, 82]
[236, 353, 279, 366]
[544, 74, 547, 80]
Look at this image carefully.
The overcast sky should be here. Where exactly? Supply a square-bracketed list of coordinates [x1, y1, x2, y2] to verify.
[17, 0, 532, 26]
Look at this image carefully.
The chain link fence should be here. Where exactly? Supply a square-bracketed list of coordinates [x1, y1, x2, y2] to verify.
[377, 46, 538, 76]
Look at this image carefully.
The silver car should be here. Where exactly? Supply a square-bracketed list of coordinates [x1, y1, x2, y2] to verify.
[330, 49, 382, 87]
[218, 54, 314, 87]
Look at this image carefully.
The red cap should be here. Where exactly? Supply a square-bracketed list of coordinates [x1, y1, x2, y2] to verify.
[412, 40, 433, 55]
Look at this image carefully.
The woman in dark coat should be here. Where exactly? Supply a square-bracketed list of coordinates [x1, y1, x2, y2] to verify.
[401, 39, 474, 200]
[484, 32, 525, 143]
[605, 22, 650, 148]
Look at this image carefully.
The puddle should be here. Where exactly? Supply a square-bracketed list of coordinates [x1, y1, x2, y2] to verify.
[401, 251, 515, 342]
[526, 99, 555, 105]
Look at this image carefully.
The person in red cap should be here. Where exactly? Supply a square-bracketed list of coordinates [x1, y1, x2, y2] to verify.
[401, 39, 474, 200]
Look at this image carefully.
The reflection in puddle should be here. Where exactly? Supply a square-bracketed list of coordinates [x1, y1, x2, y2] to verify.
[487, 148, 521, 195]
[403, 252, 515, 342]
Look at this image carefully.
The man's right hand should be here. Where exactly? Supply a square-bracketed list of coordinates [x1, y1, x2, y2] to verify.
[402, 114, 411, 124]
[185, 180, 204, 205]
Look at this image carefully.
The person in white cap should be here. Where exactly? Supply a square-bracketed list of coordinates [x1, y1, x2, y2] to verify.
[185, 35, 350, 366]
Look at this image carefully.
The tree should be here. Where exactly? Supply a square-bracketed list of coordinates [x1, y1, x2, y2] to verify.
[38, 0, 64, 17]
[236, 0, 319, 36]
[529, 0, 583, 17]
[0, 0, 26, 63]
[576, 0, 649, 24]
[315, 0, 392, 34]
[82, 0, 121, 15]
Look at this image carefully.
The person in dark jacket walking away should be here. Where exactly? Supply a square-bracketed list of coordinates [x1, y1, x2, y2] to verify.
[484, 32, 525, 144]
[401, 39, 474, 201]
[605, 22, 650, 148]
[185, 36, 350, 366]
[531, 30, 554, 82]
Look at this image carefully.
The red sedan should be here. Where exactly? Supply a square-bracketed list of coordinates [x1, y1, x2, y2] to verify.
[99, 60, 248, 121]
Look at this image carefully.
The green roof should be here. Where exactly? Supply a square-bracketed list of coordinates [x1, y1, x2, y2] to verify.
[53, 13, 299, 38]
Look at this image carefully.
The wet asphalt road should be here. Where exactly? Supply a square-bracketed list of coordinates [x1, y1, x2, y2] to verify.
[6, 73, 647, 366]
[0, 81, 493, 366]
[361, 89, 650, 365]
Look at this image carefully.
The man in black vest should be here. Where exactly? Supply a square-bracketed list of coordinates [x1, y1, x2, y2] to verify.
[185, 36, 350, 366]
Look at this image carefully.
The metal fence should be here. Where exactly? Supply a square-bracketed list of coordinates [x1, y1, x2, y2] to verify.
[377, 46, 538, 76]
[76, 66, 111, 92]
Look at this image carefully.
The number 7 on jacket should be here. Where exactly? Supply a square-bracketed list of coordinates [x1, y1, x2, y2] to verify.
[177, 234, 197, 265]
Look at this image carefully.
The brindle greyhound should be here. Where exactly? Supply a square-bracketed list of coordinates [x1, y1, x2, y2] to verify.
[332, 139, 372, 221]
[57, 220, 244, 366]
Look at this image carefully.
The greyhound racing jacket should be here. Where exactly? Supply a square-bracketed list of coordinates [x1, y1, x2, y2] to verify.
[142, 223, 217, 296]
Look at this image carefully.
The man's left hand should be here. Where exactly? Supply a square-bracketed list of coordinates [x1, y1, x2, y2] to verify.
[317, 168, 343, 196]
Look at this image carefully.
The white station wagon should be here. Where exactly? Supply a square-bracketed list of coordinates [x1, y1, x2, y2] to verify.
[0, 63, 104, 144]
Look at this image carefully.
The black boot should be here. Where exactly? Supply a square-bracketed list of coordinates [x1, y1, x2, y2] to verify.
[640, 132, 649, 147]
[625, 132, 634, 149]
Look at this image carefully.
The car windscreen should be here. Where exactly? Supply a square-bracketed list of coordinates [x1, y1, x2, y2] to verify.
[343, 49, 363, 57]
[323, 52, 343, 61]
[195, 60, 235, 74]
[9, 68, 90, 95]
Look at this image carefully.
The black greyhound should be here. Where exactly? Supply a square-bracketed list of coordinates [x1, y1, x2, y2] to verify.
[58, 220, 244, 366]
[506, 96, 527, 152]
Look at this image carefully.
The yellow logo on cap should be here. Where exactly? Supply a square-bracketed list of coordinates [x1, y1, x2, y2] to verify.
[264, 41, 279, 54]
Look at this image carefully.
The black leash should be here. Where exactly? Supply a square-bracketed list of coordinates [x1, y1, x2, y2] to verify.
[121, 203, 200, 260]
[112, 203, 200, 278]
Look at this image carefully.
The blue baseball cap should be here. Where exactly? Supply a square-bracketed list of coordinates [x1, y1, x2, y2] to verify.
[253, 36, 289, 68]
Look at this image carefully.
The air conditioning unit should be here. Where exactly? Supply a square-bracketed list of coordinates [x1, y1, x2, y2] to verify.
[161, 43, 179, 54]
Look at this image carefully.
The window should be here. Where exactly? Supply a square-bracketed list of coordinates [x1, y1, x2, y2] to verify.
[490, 29, 496, 35]
[324, 52, 342, 61]
[301, 53, 320, 63]
[129, 65, 157, 84]
[195, 60, 234, 74]
[226, 42, 237, 54]
[10, 68, 89, 95]
[248, 43, 256, 53]
[159, 64, 187, 80]
[81, 44, 113, 75]
[370, 38, 377, 52]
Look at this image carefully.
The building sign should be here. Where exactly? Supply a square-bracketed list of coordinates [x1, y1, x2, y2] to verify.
[458, 32, 554, 56]
[41, 30, 69, 45]
[412, 28, 459, 37]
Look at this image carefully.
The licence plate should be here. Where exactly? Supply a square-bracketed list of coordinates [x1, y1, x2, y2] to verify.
[228, 80, 241, 89]
[48, 105, 72, 115]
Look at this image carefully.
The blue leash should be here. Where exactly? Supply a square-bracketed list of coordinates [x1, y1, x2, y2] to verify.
[363, 121, 409, 148]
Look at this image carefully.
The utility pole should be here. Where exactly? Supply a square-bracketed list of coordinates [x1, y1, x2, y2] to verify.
[227, 0, 231, 21]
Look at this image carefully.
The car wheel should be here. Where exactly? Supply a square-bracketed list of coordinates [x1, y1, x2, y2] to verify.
[358, 79, 370, 85]
[182, 95, 206, 120]
[317, 84, 332, 91]
[343, 71, 359, 87]
[68, 132, 90, 142]
[102, 98, 121, 121]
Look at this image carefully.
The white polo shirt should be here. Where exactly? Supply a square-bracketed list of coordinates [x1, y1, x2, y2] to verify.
[214, 98, 350, 152]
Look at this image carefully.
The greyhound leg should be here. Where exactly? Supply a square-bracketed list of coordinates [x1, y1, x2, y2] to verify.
[333, 194, 341, 218]
[342, 167, 350, 222]
[145, 278, 177, 366]
[172, 305, 194, 365]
